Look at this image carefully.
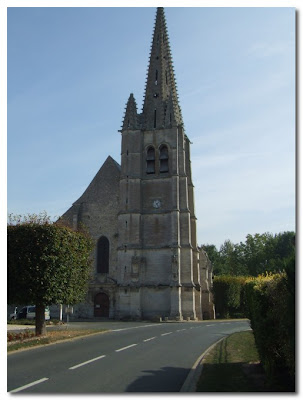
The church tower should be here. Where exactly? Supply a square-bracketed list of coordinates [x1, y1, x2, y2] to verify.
[117, 7, 201, 320]
[59, 7, 214, 321]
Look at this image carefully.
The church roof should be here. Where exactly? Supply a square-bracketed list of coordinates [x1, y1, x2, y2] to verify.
[73, 155, 120, 204]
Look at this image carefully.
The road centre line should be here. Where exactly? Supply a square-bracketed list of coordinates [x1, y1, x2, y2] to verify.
[161, 332, 173, 336]
[69, 355, 106, 370]
[115, 343, 137, 352]
[143, 337, 156, 342]
[10, 378, 49, 393]
[112, 323, 161, 332]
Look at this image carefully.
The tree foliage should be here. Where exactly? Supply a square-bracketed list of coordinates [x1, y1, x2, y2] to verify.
[8, 213, 93, 335]
[202, 231, 295, 277]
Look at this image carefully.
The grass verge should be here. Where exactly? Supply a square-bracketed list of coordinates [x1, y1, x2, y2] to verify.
[196, 331, 271, 392]
[7, 329, 107, 352]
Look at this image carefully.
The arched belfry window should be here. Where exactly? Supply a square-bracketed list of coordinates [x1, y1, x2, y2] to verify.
[159, 145, 169, 173]
[97, 236, 109, 273]
[146, 146, 155, 174]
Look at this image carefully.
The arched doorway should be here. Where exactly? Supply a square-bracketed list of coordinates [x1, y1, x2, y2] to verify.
[94, 292, 110, 317]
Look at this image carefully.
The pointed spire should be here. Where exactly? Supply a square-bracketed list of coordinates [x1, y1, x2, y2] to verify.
[142, 7, 183, 130]
[122, 93, 138, 130]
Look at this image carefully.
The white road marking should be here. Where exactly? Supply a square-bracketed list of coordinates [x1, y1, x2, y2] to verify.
[206, 324, 212, 327]
[161, 332, 172, 336]
[143, 337, 156, 342]
[112, 323, 161, 332]
[115, 343, 137, 352]
[10, 378, 49, 393]
[69, 355, 106, 370]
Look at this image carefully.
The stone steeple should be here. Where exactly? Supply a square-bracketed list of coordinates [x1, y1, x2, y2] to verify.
[141, 7, 183, 130]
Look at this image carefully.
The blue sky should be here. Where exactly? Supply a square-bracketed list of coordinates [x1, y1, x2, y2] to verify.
[6, 4, 295, 248]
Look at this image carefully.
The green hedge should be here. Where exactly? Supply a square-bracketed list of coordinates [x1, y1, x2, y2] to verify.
[212, 275, 247, 318]
[244, 266, 295, 391]
[213, 265, 295, 391]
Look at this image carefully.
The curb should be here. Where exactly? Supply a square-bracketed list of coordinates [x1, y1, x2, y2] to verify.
[180, 328, 253, 392]
[180, 337, 226, 392]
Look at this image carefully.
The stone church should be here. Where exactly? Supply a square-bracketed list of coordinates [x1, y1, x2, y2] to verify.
[61, 7, 215, 321]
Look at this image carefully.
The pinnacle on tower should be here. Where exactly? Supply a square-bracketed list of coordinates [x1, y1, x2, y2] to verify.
[142, 7, 183, 130]
[122, 93, 138, 130]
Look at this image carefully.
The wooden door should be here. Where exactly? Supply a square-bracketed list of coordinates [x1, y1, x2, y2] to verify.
[94, 293, 110, 317]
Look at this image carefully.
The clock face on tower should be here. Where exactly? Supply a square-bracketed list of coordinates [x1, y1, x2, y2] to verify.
[153, 199, 161, 209]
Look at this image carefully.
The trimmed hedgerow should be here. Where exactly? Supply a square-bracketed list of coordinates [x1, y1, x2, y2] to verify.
[212, 275, 247, 318]
[244, 267, 295, 391]
[212, 256, 295, 390]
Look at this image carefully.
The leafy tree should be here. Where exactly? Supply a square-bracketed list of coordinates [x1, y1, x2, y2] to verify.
[242, 232, 295, 276]
[8, 213, 93, 336]
[219, 240, 248, 276]
[242, 233, 269, 276]
[201, 244, 219, 272]
[202, 231, 295, 277]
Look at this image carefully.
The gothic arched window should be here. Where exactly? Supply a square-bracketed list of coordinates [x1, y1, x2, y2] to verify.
[97, 236, 109, 273]
[146, 146, 155, 174]
[159, 145, 169, 173]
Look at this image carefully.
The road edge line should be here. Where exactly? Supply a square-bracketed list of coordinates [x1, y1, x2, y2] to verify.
[179, 337, 226, 392]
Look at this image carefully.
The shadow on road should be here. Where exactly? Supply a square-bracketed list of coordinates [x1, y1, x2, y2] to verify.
[125, 366, 190, 392]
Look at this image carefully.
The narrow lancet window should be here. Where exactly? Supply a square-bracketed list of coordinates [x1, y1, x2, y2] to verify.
[146, 146, 155, 174]
[159, 145, 169, 173]
[97, 236, 109, 273]
[154, 109, 157, 129]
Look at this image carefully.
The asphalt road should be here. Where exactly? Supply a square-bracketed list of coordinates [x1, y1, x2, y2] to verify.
[8, 320, 250, 393]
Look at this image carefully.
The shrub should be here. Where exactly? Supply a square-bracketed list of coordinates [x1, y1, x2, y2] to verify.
[244, 272, 295, 390]
[7, 329, 36, 342]
[212, 275, 247, 318]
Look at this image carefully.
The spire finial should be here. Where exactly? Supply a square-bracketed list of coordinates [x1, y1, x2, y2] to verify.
[142, 7, 183, 130]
